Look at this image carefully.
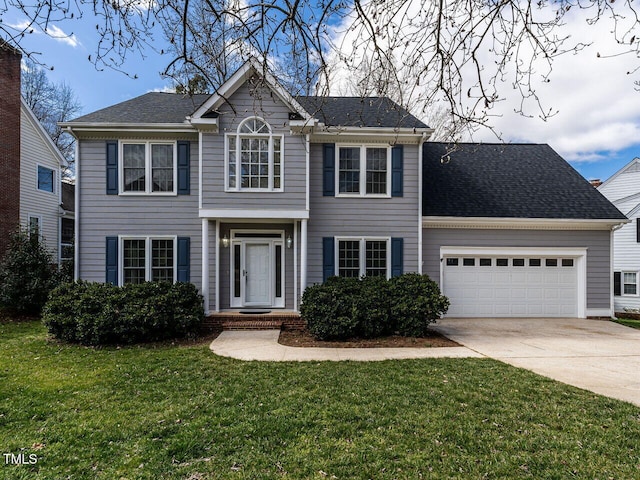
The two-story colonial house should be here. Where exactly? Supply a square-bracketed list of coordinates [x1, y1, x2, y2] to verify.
[62, 59, 626, 319]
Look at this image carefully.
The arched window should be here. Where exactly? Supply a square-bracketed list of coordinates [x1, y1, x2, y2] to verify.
[226, 117, 283, 190]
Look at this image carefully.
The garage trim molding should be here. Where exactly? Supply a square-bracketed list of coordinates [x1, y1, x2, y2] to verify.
[440, 246, 587, 318]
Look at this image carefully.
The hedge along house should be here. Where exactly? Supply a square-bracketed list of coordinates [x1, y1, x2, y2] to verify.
[61, 59, 626, 318]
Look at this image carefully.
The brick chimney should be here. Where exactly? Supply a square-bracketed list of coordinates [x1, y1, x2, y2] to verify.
[589, 179, 603, 188]
[0, 41, 21, 259]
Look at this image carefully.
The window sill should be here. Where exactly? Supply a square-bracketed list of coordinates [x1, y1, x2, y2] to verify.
[335, 193, 391, 199]
[224, 188, 285, 193]
[118, 192, 178, 196]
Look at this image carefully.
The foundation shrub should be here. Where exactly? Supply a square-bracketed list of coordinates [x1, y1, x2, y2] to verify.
[42, 281, 204, 345]
[300, 273, 448, 340]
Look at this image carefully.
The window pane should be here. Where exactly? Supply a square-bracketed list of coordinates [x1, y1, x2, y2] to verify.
[561, 259, 574, 267]
[338, 147, 360, 193]
[365, 240, 387, 277]
[338, 240, 360, 277]
[275, 245, 282, 297]
[233, 244, 241, 297]
[529, 258, 541, 267]
[365, 148, 387, 194]
[545, 259, 558, 267]
[273, 137, 281, 189]
[624, 273, 637, 295]
[513, 258, 525, 267]
[228, 135, 237, 188]
[463, 258, 475, 266]
[151, 239, 174, 282]
[123, 144, 146, 192]
[123, 239, 146, 284]
[446, 258, 459, 266]
[479, 258, 492, 266]
[28, 216, 40, 237]
[151, 144, 174, 192]
[496, 258, 508, 266]
[37, 166, 55, 192]
[240, 135, 270, 189]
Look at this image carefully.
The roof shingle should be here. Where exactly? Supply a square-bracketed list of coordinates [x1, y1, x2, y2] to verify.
[422, 143, 626, 220]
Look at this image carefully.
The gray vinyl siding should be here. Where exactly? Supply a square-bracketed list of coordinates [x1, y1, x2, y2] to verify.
[217, 223, 296, 309]
[77, 140, 202, 289]
[307, 143, 420, 285]
[422, 228, 611, 309]
[201, 83, 307, 210]
[19, 107, 61, 258]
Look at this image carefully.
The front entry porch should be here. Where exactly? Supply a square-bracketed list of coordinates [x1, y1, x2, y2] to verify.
[203, 310, 305, 332]
[200, 212, 308, 314]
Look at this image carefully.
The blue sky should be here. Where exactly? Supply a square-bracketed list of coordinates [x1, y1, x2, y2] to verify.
[5, 6, 640, 183]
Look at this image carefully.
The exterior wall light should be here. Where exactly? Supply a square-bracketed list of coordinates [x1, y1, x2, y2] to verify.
[286, 235, 293, 249]
[221, 234, 229, 248]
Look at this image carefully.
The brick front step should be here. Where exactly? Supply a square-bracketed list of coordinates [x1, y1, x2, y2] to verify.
[202, 312, 306, 332]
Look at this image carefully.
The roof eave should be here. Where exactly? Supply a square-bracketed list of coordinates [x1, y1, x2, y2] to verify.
[59, 122, 196, 135]
[422, 216, 629, 230]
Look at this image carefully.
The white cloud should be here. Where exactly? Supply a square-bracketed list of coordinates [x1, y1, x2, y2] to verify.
[43, 24, 81, 48]
[7, 19, 80, 48]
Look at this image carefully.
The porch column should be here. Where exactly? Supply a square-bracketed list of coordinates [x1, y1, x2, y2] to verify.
[301, 219, 308, 292]
[215, 220, 220, 312]
[201, 218, 210, 314]
[293, 221, 299, 311]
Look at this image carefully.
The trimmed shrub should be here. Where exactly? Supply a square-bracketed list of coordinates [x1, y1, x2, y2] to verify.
[354, 275, 392, 338]
[0, 229, 60, 316]
[301, 276, 360, 340]
[300, 273, 449, 340]
[42, 281, 204, 345]
[389, 273, 450, 337]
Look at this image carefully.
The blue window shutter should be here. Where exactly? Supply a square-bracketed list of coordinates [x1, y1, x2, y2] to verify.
[177, 237, 190, 282]
[323, 143, 335, 196]
[391, 145, 403, 197]
[106, 141, 118, 195]
[391, 237, 403, 277]
[177, 141, 190, 195]
[106, 236, 118, 285]
[614, 272, 621, 296]
[322, 237, 335, 282]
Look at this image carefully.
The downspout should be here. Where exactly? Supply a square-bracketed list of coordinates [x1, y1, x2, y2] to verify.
[417, 131, 429, 274]
[610, 221, 627, 319]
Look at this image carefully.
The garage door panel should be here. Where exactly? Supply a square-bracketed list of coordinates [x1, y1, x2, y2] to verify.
[443, 253, 579, 318]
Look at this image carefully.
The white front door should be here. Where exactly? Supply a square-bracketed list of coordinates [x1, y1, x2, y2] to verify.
[244, 243, 271, 305]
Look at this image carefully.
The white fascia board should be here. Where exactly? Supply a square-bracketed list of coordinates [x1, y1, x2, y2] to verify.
[422, 216, 629, 230]
[187, 117, 218, 133]
[59, 123, 196, 134]
[199, 209, 309, 220]
[22, 98, 67, 167]
[441, 245, 588, 257]
[309, 127, 432, 144]
[598, 157, 640, 189]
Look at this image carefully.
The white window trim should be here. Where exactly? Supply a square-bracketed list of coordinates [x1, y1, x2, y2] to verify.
[118, 235, 177, 286]
[622, 271, 639, 297]
[335, 144, 392, 198]
[36, 163, 56, 195]
[224, 117, 285, 193]
[119, 141, 178, 196]
[335, 236, 391, 278]
[229, 229, 286, 308]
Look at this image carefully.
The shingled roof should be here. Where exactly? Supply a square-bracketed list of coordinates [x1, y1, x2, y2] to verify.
[69, 92, 426, 129]
[422, 143, 626, 220]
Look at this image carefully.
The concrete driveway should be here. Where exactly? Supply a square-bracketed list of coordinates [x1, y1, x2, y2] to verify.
[431, 317, 640, 407]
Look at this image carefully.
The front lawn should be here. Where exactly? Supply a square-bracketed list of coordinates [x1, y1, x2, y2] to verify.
[1, 321, 639, 479]
[614, 317, 640, 330]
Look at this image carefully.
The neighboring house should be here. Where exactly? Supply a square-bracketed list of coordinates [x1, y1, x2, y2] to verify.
[61, 58, 626, 318]
[60, 181, 75, 265]
[0, 41, 67, 262]
[598, 158, 640, 313]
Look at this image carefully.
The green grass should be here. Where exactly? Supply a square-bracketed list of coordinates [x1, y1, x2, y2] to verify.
[613, 317, 640, 330]
[1, 321, 639, 479]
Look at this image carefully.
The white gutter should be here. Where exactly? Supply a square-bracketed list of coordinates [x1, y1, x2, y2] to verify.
[418, 131, 428, 274]
[423, 216, 630, 230]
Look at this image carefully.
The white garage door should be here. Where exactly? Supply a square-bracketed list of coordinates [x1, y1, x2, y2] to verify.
[442, 255, 579, 317]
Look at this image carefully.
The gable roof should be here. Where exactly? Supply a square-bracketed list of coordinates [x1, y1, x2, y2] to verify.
[422, 143, 626, 220]
[21, 98, 66, 167]
[67, 92, 425, 129]
[598, 156, 640, 190]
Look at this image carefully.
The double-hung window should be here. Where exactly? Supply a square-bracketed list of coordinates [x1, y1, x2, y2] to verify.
[623, 272, 638, 295]
[121, 142, 176, 194]
[226, 117, 283, 191]
[337, 145, 390, 196]
[121, 237, 176, 284]
[37, 165, 55, 193]
[337, 238, 390, 278]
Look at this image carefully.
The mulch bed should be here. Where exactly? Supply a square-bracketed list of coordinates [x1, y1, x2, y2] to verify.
[278, 329, 459, 348]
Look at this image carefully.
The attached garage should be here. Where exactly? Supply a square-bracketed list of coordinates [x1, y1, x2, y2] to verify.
[440, 247, 586, 318]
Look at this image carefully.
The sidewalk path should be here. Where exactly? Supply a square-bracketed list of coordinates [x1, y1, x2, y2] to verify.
[209, 330, 482, 362]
